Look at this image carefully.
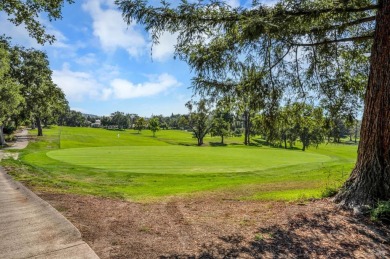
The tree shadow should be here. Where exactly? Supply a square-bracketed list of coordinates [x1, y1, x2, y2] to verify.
[208, 142, 228, 147]
[160, 210, 390, 258]
[228, 143, 243, 146]
[105, 128, 126, 131]
[251, 138, 302, 151]
[178, 143, 195, 147]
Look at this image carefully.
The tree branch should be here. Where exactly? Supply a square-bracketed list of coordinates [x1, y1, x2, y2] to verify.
[291, 34, 374, 46]
[273, 5, 379, 17]
[269, 45, 292, 71]
[118, 1, 379, 26]
[194, 78, 238, 90]
[310, 16, 376, 33]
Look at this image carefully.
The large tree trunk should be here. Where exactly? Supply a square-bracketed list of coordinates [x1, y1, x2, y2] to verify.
[244, 111, 250, 145]
[0, 124, 5, 146]
[36, 117, 43, 136]
[334, 1, 390, 210]
[354, 120, 359, 144]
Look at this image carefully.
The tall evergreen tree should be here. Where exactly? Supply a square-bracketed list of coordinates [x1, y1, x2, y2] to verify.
[117, 0, 389, 210]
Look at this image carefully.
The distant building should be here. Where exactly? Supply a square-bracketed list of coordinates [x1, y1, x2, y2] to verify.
[91, 119, 101, 128]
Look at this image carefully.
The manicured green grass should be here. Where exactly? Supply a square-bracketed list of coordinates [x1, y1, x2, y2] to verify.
[2, 126, 357, 202]
[46, 146, 331, 174]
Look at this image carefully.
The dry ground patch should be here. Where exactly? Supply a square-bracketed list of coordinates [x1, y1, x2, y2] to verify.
[38, 192, 390, 259]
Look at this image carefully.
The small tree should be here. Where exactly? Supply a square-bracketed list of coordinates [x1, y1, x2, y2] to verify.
[101, 116, 112, 127]
[134, 117, 146, 133]
[111, 111, 129, 129]
[149, 117, 160, 137]
[178, 115, 189, 130]
[210, 101, 233, 144]
[186, 99, 212, 146]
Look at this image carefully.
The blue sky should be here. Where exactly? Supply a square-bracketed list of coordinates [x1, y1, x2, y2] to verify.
[2, 0, 276, 117]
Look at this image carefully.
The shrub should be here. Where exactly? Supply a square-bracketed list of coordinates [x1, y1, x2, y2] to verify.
[371, 201, 390, 223]
[5, 134, 16, 142]
[3, 125, 16, 135]
[320, 185, 339, 198]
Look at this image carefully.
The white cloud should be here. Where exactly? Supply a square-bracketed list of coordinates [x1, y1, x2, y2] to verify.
[151, 32, 178, 61]
[226, 0, 240, 8]
[45, 23, 69, 48]
[82, 0, 146, 57]
[97, 64, 120, 81]
[76, 53, 98, 66]
[52, 64, 103, 102]
[53, 64, 181, 101]
[108, 74, 181, 99]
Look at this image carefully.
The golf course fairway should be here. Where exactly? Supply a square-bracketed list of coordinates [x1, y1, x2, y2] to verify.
[3, 127, 357, 201]
[46, 146, 332, 174]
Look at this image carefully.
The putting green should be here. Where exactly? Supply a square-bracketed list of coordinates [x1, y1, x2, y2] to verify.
[47, 146, 332, 174]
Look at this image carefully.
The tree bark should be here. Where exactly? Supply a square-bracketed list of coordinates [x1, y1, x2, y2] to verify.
[334, 0, 390, 210]
[301, 127, 309, 151]
[36, 117, 43, 136]
[244, 111, 250, 145]
[354, 120, 358, 144]
[0, 124, 5, 146]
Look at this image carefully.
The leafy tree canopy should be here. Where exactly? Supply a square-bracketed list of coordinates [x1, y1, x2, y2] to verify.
[1, 0, 74, 44]
[113, 1, 372, 106]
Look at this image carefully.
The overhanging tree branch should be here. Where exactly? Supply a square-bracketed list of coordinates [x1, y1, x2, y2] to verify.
[310, 16, 376, 33]
[272, 5, 379, 17]
[117, 0, 379, 26]
[291, 34, 374, 46]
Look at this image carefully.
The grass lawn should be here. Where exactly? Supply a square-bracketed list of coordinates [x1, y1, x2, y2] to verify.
[2, 126, 357, 201]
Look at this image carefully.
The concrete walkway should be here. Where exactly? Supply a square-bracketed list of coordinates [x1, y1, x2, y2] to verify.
[5, 129, 30, 150]
[0, 130, 99, 259]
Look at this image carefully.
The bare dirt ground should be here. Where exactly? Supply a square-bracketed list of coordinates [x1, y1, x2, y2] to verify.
[36, 192, 390, 259]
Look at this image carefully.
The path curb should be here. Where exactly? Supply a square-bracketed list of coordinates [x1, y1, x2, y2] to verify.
[0, 165, 99, 258]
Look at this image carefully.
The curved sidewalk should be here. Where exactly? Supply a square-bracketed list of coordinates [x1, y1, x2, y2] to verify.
[0, 130, 99, 258]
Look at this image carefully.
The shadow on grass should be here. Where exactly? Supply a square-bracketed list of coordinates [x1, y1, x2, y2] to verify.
[209, 142, 228, 147]
[251, 138, 302, 151]
[178, 143, 195, 147]
[228, 143, 244, 146]
[161, 210, 390, 258]
[105, 128, 126, 131]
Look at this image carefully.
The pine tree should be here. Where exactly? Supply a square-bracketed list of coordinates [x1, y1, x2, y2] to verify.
[116, 0, 389, 210]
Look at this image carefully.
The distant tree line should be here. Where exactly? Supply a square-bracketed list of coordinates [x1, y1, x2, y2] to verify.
[181, 97, 361, 149]
[57, 98, 361, 149]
